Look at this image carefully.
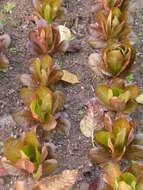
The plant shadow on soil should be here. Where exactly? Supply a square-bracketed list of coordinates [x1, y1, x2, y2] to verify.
[0, 0, 143, 189]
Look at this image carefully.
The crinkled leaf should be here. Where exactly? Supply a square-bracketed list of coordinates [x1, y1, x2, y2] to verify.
[32, 169, 78, 190]
[80, 98, 104, 137]
[88, 53, 103, 78]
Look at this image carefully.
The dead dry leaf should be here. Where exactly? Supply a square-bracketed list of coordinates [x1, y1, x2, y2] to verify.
[33, 169, 78, 190]
[80, 98, 104, 138]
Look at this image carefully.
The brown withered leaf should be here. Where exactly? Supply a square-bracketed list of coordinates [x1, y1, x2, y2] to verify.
[80, 98, 104, 138]
[32, 169, 78, 190]
[88, 53, 104, 78]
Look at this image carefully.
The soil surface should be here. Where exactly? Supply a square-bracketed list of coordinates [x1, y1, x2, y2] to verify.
[0, 0, 143, 189]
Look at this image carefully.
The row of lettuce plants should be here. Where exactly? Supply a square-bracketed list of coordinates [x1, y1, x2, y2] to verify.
[0, 1, 79, 189]
[80, 1, 143, 189]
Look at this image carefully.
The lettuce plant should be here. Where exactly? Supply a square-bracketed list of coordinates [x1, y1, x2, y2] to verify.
[20, 55, 63, 88]
[28, 19, 80, 56]
[96, 78, 140, 114]
[90, 114, 136, 162]
[101, 42, 136, 76]
[19, 86, 66, 132]
[97, 7, 129, 39]
[90, 115, 143, 164]
[28, 23, 69, 55]
[88, 7, 131, 48]
[88, 162, 143, 190]
[32, 0, 64, 23]
[3, 131, 58, 179]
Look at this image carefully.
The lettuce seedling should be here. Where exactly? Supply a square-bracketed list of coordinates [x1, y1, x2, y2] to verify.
[101, 42, 136, 76]
[90, 114, 136, 162]
[28, 22, 70, 55]
[90, 114, 143, 164]
[20, 55, 63, 88]
[19, 86, 66, 132]
[88, 162, 143, 190]
[96, 78, 140, 114]
[32, 0, 65, 23]
[88, 7, 131, 48]
[2, 131, 58, 179]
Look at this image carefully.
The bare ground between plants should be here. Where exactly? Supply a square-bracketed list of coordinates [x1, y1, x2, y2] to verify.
[0, 0, 143, 189]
